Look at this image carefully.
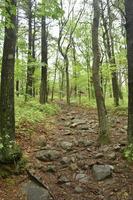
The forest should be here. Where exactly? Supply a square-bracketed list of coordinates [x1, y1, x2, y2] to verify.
[0, 0, 133, 199]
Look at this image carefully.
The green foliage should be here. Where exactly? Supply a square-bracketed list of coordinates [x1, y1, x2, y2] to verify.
[15, 156, 27, 173]
[16, 97, 60, 124]
[38, 0, 64, 19]
[124, 144, 133, 161]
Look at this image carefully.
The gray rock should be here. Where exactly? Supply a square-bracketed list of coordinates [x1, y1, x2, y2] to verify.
[47, 165, 56, 173]
[94, 153, 104, 159]
[113, 144, 121, 151]
[78, 139, 93, 147]
[101, 146, 110, 153]
[60, 141, 73, 151]
[36, 150, 60, 161]
[69, 163, 78, 171]
[79, 125, 89, 130]
[124, 125, 127, 130]
[22, 181, 50, 200]
[58, 176, 69, 184]
[75, 186, 83, 193]
[107, 152, 116, 160]
[65, 121, 71, 127]
[120, 128, 126, 133]
[60, 157, 71, 165]
[70, 119, 86, 128]
[92, 165, 113, 181]
[75, 173, 89, 183]
[34, 135, 47, 147]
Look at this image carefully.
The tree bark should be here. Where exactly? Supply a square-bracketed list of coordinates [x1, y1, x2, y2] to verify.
[0, 0, 21, 163]
[26, 0, 34, 98]
[125, 0, 133, 143]
[92, 0, 109, 144]
[40, 16, 48, 104]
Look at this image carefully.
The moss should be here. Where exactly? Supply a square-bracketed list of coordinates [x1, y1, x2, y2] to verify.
[5, 178, 16, 186]
[15, 156, 27, 173]
[124, 144, 133, 161]
[0, 143, 22, 164]
[0, 156, 27, 178]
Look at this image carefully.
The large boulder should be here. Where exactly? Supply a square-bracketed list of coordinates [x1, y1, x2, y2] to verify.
[92, 164, 113, 181]
[36, 150, 60, 161]
[22, 181, 51, 200]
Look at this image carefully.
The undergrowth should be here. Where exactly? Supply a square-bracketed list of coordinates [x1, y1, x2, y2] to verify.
[15, 97, 60, 125]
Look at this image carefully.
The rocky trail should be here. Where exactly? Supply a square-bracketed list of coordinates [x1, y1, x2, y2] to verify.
[0, 103, 133, 200]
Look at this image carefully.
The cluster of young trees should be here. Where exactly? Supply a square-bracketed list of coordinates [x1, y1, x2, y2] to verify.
[0, 0, 132, 163]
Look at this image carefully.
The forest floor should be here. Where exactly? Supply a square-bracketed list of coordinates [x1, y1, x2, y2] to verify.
[0, 102, 133, 200]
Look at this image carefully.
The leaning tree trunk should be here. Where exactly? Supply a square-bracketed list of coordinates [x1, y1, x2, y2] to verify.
[0, 0, 21, 163]
[125, 0, 133, 143]
[92, 0, 109, 144]
[40, 16, 48, 104]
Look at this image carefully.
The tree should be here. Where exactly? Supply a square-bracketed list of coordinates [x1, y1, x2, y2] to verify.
[58, 0, 85, 104]
[0, 0, 21, 163]
[92, 0, 109, 144]
[40, 16, 48, 104]
[26, 0, 34, 98]
[125, 0, 133, 143]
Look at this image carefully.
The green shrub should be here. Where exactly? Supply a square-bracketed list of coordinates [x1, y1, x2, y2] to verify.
[124, 144, 133, 161]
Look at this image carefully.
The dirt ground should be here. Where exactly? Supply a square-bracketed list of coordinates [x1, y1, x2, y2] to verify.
[0, 103, 133, 200]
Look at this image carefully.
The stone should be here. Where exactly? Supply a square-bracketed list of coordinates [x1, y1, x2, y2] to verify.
[58, 176, 69, 184]
[60, 157, 71, 165]
[22, 181, 50, 200]
[71, 156, 76, 163]
[92, 165, 113, 181]
[47, 165, 56, 173]
[60, 141, 73, 151]
[113, 144, 121, 151]
[35, 135, 47, 147]
[65, 122, 71, 127]
[70, 119, 86, 128]
[101, 146, 110, 153]
[69, 163, 78, 171]
[76, 154, 84, 160]
[75, 173, 89, 183]
[78, 139, 93, 147]
[36, 150, 60, 161]
[124, 125, 127, 130]
[120, 128, 126, 134]
[75, 186, 83, 193]
[94, 153, 104, 159]
[120, 141, 127, 146]
[79, 125, 89, 130]
[107, 152, 116, 160]
[77, 161, 88, 170]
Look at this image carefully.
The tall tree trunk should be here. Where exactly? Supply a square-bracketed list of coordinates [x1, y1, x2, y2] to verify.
[72, 39, 78, 98]
[101, 0, 120, 106]
[107, 0, 119, 106]
[40, 16, 48, 104]
[0, 0, 21, 163]
[26, 0, 33, 98]
[65, 55, 70, 105]
[125, 0, 133, 143]
[16, 6, 19, 97]
[51, 58, 58, 101]
[92, 0, 109, 144]
[32, 12, 36, 97]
